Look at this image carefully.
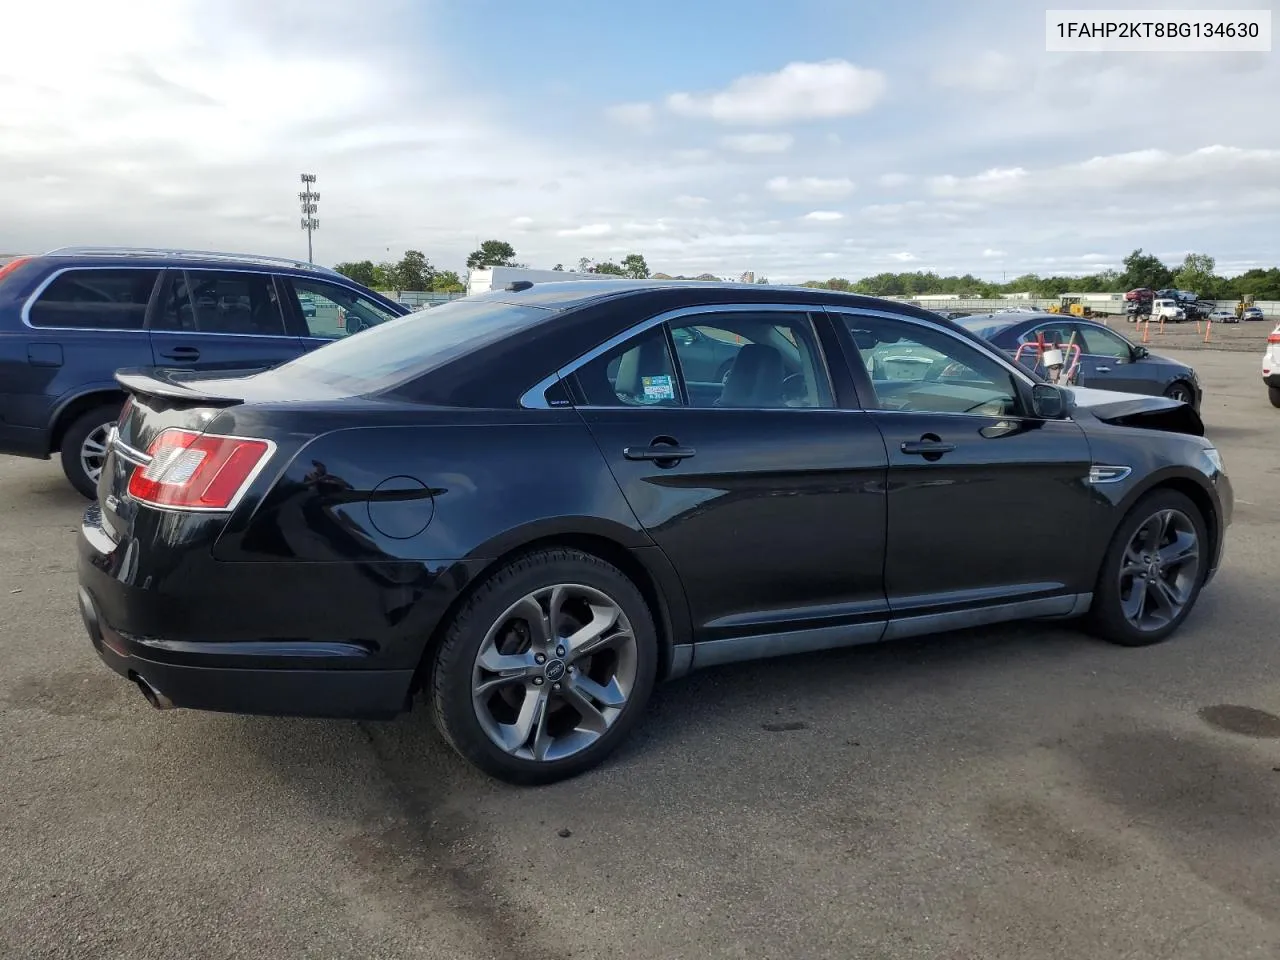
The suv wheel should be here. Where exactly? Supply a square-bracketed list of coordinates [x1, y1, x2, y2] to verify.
[59, 403, 121, 499]
[430, 548, 658, 785]
[1269, 385, 1280, 409]
[1087, 489, 1208, 647]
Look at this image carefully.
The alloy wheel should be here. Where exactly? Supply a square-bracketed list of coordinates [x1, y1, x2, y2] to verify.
[80, 423, 112, 486]
[1166, 384, 1193, 404]
[1118, 508, 1200, 632]
[471, 583, 638, 763]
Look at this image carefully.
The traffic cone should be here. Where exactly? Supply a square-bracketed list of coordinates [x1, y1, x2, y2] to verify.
[1142, 319, 1151, 343]
[1203, 320, 1212, 343]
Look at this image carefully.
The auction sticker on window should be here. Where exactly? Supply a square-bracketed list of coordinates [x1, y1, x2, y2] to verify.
[641, 375, 676, 402]
[1046, 9, 1271, 51]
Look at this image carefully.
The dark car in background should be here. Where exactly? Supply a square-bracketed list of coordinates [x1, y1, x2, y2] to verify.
[0, 247, 408, 496]
[958, 312, 1202, 409]
[78, 280, 1230, 785]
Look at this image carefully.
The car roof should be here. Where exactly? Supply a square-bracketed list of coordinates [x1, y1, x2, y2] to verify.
[31, 246, 348, 282]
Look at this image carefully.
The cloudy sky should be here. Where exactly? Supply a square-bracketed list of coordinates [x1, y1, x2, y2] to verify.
[2, 0, 1278, 283]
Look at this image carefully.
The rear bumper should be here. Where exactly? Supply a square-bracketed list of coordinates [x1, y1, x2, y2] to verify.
[1263, 373, 1280, 389]
[76, 504, 436, 720]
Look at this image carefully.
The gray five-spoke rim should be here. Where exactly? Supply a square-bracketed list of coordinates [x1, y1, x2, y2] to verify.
[1168, 384, 1192, 403]
[80, 423, 112, 484]
[472, 583, 638, 763]
[1119, 508, 1200, 632]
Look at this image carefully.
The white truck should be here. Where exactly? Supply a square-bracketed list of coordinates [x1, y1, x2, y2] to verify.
[465, 266, 599, 296]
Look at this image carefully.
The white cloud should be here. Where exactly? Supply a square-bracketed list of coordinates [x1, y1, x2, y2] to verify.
[672, 148, 712, 162]
[982, 248, 1005, 258]
[803, 210, 844, 221]
[511, 216, 535, 228]
[556, 223, 613, 238]
[675, 194, 710, 208]
[766, 176, 855, 201]
[666, 59, 886, 125]
[878, 172, 912, 188]
[932, 51, 1018, 93]
[888, 252, 917, 262]
[605, 102, 655, 128]
[721, 133, 794, 154]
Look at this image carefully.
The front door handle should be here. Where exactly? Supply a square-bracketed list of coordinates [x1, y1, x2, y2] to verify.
[1094, 365, 1111, 373]
[623, 443, 696, 465]
[160, 345, 201, 361]
[900, 439, 956, 458]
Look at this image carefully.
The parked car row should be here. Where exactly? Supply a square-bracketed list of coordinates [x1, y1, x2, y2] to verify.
[76, 278, 1231, 784]
[0, 247, 409, 495]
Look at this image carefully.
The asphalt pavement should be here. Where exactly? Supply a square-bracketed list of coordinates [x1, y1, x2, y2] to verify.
[2, 344, 1278, 960]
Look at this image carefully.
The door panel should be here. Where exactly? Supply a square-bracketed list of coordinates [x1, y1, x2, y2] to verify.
[570, 311, 888, 643]
[148, 270, 305, 371]
[833, 310, 1094, 613]
[1073, 324, 1148, 394]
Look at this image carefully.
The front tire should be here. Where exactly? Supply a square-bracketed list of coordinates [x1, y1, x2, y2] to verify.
[430, 548, 658, 785]
[1087, 489, 1209, 647]
[1164, 381, 1195, 406]
[59, 403, 122, 499]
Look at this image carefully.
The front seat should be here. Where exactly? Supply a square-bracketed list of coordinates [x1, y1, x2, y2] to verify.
[614, 337, 677, 404]
[718, 344, 786, 407]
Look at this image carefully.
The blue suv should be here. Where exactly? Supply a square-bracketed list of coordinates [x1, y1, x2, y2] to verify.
[0, 247, 410, 496]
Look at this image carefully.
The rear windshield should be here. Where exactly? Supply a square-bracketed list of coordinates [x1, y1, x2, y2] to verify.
[955, 316, 1014, 341]
[263, 297, 555, 394]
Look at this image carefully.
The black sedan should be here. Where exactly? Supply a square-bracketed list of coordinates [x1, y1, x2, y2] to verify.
[957, 312, 1202, 408]
[77, 281, 1232, 784]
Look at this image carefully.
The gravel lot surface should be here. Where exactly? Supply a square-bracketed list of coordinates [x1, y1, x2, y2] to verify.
[1, 344, 1277, 960]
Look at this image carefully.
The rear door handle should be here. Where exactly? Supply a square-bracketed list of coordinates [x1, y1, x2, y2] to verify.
[623, 445, 696, 463]
[160, 346, 201, 361]
[1094, 365, 1111, 373]
[900, 440, 956, 457]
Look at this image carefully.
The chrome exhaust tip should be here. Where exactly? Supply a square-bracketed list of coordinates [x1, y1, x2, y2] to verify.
[131, 674, 175, 710]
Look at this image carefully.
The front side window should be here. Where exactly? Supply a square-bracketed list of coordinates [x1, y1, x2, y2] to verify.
[839, 314, 1021, 417]
[28, 268, 159, 330]
[153, 271, 286, 336]
[1077, 325, 1135, 359]
[284, 278, 400, 339]
[1018, 322, 1078, 347]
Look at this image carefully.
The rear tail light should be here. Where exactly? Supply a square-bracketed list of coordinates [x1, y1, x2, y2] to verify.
[1268, 333, 1280, 344]
[127, 428, 274, 511]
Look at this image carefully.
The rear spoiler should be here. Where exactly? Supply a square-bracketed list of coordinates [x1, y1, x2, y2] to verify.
[114, 368, 250, 407]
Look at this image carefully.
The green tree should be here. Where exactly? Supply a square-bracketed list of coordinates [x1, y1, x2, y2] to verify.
[577, 257, 593, 273]
[466, 240, 518, 270]
[390, 250, 434, 291]
[1172, 252, 1216, 297]
[1233, 267, 1280, 300]
[431, 269, 464, 293]
[593, 260, 626, 276]
[333, 260, 377, 287]
[552, 263, 564, 271]
[620, 253, 649, 279]
[371, 261, 397, 289]
[1118, 248, 1174, 291]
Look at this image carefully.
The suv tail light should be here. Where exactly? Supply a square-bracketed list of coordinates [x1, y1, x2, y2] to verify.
[1268, 332, 1280, 344]
[127, 428, 274, 511]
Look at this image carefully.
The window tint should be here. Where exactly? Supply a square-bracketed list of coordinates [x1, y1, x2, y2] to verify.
[285, 278, 400, 339]
[1077, 325, 1134, 359]
[28, 269, 159, 329]
[575, 326, 681, 407]
[1018, 322, 1078, 346]
[840, 314, 1021, 417]
[264, 297, 553, 394]
[669, 312, 833, 409]
[153, 271, 286, 335]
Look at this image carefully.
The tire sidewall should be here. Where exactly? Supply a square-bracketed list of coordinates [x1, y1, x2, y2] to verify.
[59, 404, 121, 499]
[1091, 488, 1209, 646]
[432, 550, 659, 785]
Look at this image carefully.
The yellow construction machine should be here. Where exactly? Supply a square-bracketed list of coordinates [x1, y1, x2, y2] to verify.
[1046, 296, 1093, 318]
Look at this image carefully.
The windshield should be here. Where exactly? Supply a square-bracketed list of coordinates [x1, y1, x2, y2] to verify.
[263, 297, 555, 394]
[955, 316, 1015, 341]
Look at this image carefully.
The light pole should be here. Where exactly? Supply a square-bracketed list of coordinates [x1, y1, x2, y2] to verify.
[299, 174, 319, 263]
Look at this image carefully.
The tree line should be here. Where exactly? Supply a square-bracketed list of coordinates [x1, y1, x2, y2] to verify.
[801, 250, 1280, 301]
[335, 243, 1280, 301]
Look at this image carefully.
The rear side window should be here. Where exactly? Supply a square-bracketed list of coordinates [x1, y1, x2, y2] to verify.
[152, 271, 286, 336]
[27, 269, 159, 330]
[575, 326, 683, 407]
[264, 297, 554, 394]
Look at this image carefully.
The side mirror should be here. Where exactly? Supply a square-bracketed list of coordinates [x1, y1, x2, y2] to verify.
[1031, 382, 1067, 419]
[1132, 345, 1149, 360]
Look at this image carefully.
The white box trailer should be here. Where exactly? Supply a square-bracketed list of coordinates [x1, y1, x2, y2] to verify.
[465, 266, 599, 296]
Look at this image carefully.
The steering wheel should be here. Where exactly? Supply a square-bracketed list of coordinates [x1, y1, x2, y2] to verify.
[924, 361, 965, 383]
[781, 373, 806, 403]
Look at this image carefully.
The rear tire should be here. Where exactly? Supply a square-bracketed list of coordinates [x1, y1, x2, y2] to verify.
[1269, 386, 1280, 409]
[429, 548, 658, 785]
[59, 403, 122, 499]
[1087, 489, 1209, 647]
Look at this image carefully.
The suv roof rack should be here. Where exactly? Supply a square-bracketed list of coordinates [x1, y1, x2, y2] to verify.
[43, 246, 343, 277]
